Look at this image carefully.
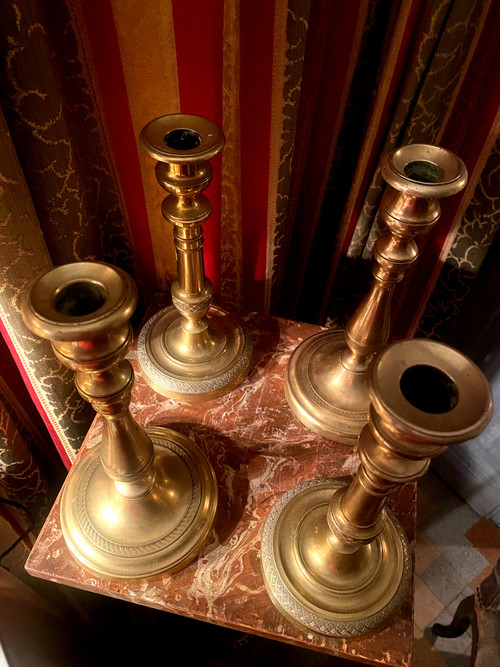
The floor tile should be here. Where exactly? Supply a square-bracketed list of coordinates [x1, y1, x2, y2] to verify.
[438, 652, 470, 667]
[439, 543, 489, 584]
[433, 587, 474, 633]
[469, 563, 492, 592]
[420, 503, 479, 548]
[415, 530, 440, 575]
[413, 470, 500, 666]
[414, 623, 425, 640]
[465, 517, 500, 566]
[414, 575, 445, 635]
[419, 503, 489, 584]
[420, 555, 469, 608]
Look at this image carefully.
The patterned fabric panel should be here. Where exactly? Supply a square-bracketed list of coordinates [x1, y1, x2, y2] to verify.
[288, 0, 398, 324]
[220, 0, 244, 310]
[321, 0, 459, 328]
[0, 0, 141, 465]
[0, 332, 64, 516]
[78, 0, 316, 314]
[106, 0, 180, 296]
[393, 0, 500, 337]
[265, 0, 311, 314]
[0, 107, 93, 466]
[279, 0, 379, 320]
[0, 0, 137, 279]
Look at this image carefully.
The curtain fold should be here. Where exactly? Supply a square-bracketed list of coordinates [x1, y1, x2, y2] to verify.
[0, 104, 89, 467]
[418, 132, 500, 339]
[0, 0, 141, 466]
[321, 0, 455, 327]
[280, 0, 397, 321]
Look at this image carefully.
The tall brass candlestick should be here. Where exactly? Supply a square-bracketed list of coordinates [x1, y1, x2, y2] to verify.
[21, 262, 217, 578]
[286, 145, 467, 444]
[263, 339, 492, 636]
[137, 114, 252, 401]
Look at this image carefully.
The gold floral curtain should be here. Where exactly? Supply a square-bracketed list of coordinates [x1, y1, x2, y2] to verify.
[0, 0, 140, 471]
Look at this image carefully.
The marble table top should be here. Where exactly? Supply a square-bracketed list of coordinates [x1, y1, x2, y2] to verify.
[26, 299, 415, 666]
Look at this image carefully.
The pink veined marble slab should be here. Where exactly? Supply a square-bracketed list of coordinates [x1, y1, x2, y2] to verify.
[26, 299, 415, 667]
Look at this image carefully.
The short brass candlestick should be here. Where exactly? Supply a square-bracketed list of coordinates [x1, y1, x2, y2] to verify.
[286, 145, 468, 444]
[21, 261, 217, 578]
[263, 339, 492, 636]
[137, 114, 252, 401]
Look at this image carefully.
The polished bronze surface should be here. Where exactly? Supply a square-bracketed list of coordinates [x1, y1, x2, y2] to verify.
[286, 144, 468, 443]
[263, 338, 493, 636]
[22, 261, 217, 578]
[137, 114, 252, 401]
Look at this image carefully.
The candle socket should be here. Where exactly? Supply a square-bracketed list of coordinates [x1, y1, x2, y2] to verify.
[137, 114, 252, 402]
[286, 144, 468, 444]
[263, 339, 492, 636]
[22, 262, 217, 578]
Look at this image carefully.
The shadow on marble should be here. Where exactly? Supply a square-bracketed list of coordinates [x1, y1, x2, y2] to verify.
[244, 314, 282, 377]
[160, 420, 252, 547]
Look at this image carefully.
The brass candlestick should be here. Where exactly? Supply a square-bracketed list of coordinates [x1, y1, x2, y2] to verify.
[263, 339, 492, 636]
[137, 114, 252, 401]
[21, 261, 217, 578]
[286, 145, 468, 444]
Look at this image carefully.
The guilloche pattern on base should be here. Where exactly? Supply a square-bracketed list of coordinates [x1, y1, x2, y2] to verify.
[138, 305, 253, 401]
[261, 479, 412, 637]
[61, 426, 217, 578]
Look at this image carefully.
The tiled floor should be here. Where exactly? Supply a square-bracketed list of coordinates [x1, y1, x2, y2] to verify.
[413, 467, 500, 666]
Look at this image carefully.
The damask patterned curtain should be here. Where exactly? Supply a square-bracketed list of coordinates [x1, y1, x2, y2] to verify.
[0, 0, 140, 474]
[0, 0, 498, 495]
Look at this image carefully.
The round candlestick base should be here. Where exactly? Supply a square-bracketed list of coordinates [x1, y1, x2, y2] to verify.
[137, 305, 253, 402]
[285, 331, 369, 445]
[261, 479, 411, 637]
[60, 426, 218, 579]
